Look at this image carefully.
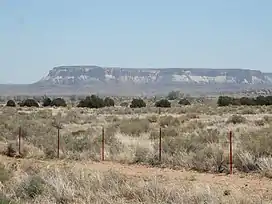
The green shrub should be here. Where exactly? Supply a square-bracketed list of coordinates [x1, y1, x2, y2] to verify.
[155, 99, 171, 108]
[104, 97, 115, 107]
[266, 96, 272, 105]
[217, 96, 233, 106]
[42, 97, 52, 107]
[51, 98, 67, 107]
[255, 95, 272, 106]
[6, 100, 16, 107]
[178, 98, 191, 105]
[231, 98, 241, 106]
[239, 97, 256, 106]
[255, 96, 267, 106]
[77, 95, 105, 108]
[19, 99, 39, 107]
[130, 98, 146, 108]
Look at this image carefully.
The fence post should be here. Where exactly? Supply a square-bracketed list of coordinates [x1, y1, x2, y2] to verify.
[18, 126, 21, 155]
[229, 131, 233, 174]
[159, 127, 162, 162]
[101, 127, 105, 161]
[57, 127, 60, 158]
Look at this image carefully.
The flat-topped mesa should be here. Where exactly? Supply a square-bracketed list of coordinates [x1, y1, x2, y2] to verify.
[36, 65, 272, 85]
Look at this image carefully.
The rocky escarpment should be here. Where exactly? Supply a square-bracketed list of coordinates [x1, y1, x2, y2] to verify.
[36, 66, 272, 86]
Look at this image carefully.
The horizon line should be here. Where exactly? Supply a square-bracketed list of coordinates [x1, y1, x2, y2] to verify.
[53, 65, 265, 71]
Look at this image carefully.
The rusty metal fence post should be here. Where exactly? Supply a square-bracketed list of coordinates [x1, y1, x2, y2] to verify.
[101, 127, 105, 161]
[18, 126, 22, 155]
[159, 127, 162, 162]
[57, 127, 60, 158]
[229, 131, 233, 174]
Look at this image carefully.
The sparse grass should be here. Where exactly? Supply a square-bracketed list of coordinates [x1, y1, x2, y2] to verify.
[1, 105, 272, 174]
[159, 115, 181, 127]
[1, 104, 272, 203]
[0, 194, 13, 204]
[119, 118, 150, 136]
[0, 158, 269, 203]
[0, 164, 11, 183]
[16, 175, 45, 199]
[227, 114, 247, 124]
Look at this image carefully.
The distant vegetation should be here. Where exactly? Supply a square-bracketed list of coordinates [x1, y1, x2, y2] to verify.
[178, 98, 191, 106]
[78, 95, 107, 108]
[7, 95, 272, 109]
[42, 97, 52, 107]
[6, 100, 16, 107]
[77, 95, 115, 108]
[104, 97, 115, 107]
[19, 99, 39, 107]
[155, 99, 171, 108]
[3, 91, 196, 109]
[130, 98, 146, 108]
[51, 98, 67, 107]
[217, 95, 272, 106]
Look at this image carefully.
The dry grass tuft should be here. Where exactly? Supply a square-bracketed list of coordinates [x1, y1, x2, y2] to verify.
[119, 118, 150, 136]
[0, 163, 12, 183]
[227, 114, 247, 124]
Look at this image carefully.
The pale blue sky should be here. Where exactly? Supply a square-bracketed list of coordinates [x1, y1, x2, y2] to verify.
[0, 0, 271, 84]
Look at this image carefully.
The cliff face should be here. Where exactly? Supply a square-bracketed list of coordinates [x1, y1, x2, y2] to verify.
[37, 66, 272, 85]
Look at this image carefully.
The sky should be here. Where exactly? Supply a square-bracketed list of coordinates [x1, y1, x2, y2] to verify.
[0, 0, 272, 84]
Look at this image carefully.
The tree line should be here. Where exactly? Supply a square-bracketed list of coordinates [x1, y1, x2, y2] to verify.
[217, 95, 272, 106]
[5, 95, 191, 108]
[8, 94, 270, 108]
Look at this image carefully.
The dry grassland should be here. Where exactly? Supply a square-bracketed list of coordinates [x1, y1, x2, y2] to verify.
[1, 103, 272, 203]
